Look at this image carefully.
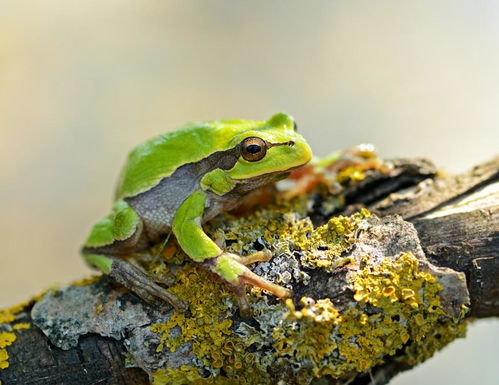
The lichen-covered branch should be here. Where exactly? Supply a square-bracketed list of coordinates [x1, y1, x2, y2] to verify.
[1, 152, 497, 385]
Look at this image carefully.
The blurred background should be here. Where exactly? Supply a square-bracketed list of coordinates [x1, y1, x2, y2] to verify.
[0, 1, 497, 383]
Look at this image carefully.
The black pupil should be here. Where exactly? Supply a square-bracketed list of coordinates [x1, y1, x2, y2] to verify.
[246, 144, 261, 154]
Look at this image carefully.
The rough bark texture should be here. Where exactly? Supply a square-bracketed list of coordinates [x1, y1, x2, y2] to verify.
[0, 156, 497, 385]
[370, 156, 499, 319]
[0, 308, 149, 385]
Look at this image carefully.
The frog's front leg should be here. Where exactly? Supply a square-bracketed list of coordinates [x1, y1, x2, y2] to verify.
[172, 190, 291, 315]
[207, 251, 291, 297]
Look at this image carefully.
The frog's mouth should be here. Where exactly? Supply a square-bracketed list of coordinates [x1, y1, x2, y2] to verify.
[268, 140, 295, 148]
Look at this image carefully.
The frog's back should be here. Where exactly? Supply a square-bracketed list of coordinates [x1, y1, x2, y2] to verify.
[115, 119, 262, 200]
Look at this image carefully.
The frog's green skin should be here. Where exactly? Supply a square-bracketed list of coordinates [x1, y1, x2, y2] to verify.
[82, 113, 312, 314]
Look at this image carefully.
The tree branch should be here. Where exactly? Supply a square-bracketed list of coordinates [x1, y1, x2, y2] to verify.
[1, 155, 497, 385]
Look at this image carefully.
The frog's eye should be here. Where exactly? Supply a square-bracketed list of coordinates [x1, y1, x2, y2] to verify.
[293, 121, 298, 131]
[240, 137, 267, 162]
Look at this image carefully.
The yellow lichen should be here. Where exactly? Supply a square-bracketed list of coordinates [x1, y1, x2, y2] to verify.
[0, 295, 52, 371]
[0, 349, 9, 370]
[150, 264, 270, 384]
[142, 169, 464, 384]
[12, 323, 30, 330]
[150, 265, 233, 358]
[209, 199, 370, 272]
[0, 332, 16, 349]
[302, 209, 370, 270]
[0, 332, 16, 370]
[0, 301, 28, 371]
[400, 320, 467, 365]
[0, 312, 15, 325]
[272, 252, 467, 379]
[153, 366, 204, 385]
[209, 195, 310, 259]
[95, 303, 104, 315]
[273, 298, 342, 377]
[153, 363, 269, 385]
[0, 302, 28, 324]
[154, 195, 461, 383]
[72, 275, 101, 287]
[336, 166, 366, 185]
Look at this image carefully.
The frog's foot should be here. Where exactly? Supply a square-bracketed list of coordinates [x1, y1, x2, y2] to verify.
[85, 254, 187, 312]
[204, 251, 292, 311]
[109, 257, 188, 311]
[128, 257, 176, 286]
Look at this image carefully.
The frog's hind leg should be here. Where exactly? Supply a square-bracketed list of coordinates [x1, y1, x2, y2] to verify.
[84, 254, 187, 312]
[83, 200, 187, 311]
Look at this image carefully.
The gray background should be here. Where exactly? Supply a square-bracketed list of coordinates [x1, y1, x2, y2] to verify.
[0, 1, 497, 383]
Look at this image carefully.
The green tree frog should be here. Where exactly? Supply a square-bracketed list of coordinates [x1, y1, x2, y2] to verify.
[82, 113, 312, 314]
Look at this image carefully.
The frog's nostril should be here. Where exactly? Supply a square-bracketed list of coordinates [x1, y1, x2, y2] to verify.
[288, 141, 295, 147]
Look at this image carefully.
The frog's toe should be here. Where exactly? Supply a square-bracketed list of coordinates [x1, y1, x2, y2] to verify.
[238, 267, 292, 299]
[235, 249, 272, 266]
[206, 252, 291, 316]
[231, 285, 252, 318]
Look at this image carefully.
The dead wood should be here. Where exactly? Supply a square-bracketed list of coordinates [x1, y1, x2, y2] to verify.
[1, 155, 497, 385]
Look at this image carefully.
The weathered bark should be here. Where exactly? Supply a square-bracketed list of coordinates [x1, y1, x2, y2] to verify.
[370, 156, 499, 318]
[1, 309, 149, 385]
[0, 156, 497, 385]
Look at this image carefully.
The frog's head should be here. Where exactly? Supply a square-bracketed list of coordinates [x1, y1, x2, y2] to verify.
[225, 112, 312, 185]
